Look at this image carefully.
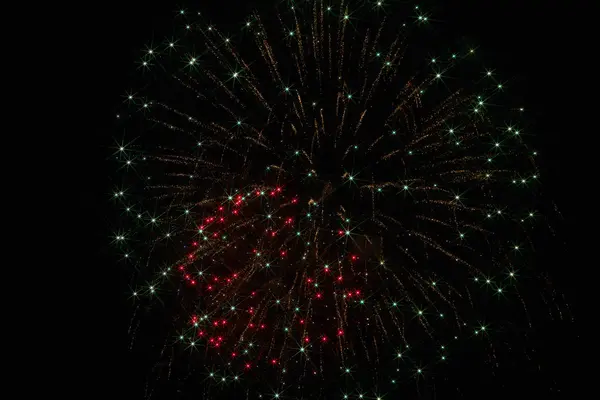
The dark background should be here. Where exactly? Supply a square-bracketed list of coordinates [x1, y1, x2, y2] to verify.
[81, 0, 582, 397]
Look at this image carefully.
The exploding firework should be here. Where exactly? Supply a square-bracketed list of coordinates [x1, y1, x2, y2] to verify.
[112, 1, 565, 398]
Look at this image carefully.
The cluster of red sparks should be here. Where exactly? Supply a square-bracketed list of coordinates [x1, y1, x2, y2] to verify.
[169, 185, 370, 372]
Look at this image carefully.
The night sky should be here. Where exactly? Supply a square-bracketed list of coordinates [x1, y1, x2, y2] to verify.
[81, 1, 581, 398]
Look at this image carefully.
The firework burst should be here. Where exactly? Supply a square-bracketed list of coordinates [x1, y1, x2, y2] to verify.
[112, 1, 565, 398]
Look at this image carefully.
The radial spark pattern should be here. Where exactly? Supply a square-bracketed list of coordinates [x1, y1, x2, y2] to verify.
[112, 1, 560, 398]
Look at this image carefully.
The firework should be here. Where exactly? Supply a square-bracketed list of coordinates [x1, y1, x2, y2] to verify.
[112, 1, 563, 398]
